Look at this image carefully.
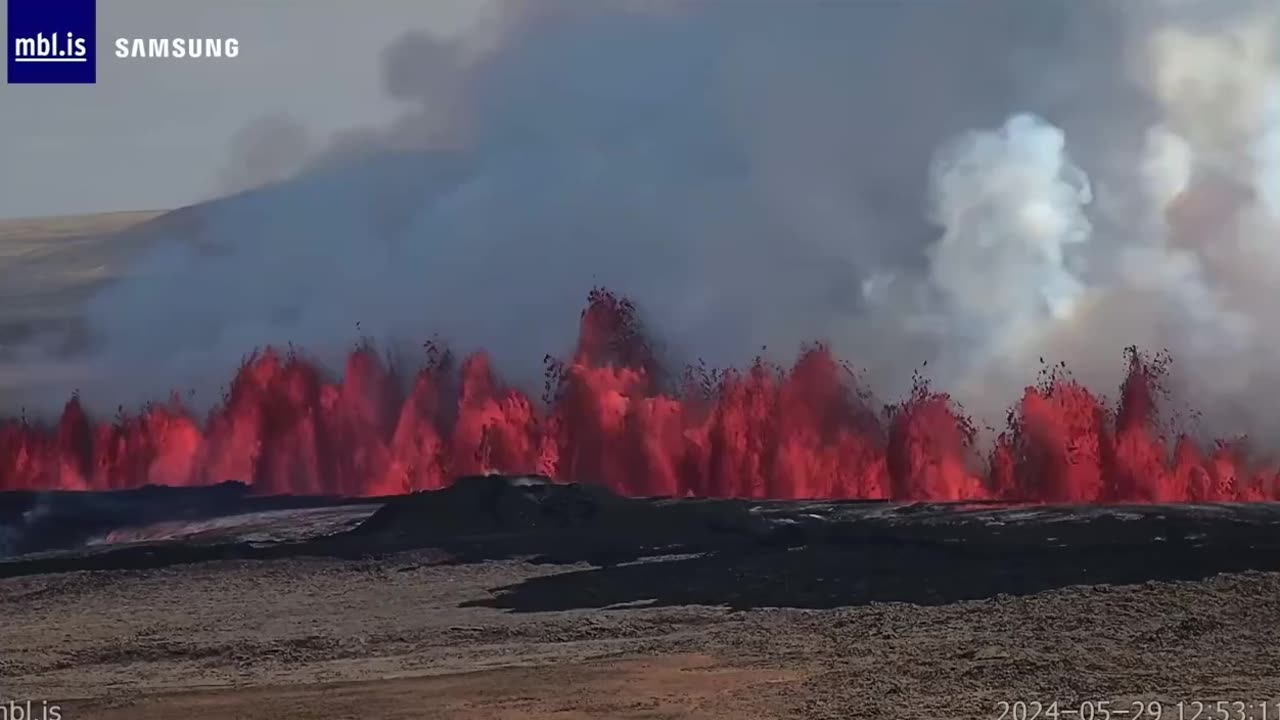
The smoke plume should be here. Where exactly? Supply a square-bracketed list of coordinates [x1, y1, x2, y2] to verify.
[9, 0, 1280, 446]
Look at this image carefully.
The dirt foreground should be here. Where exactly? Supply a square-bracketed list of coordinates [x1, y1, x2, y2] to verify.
[5, 551, 1280, 720]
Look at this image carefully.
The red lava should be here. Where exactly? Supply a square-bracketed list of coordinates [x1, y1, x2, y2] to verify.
[0, 289, 1273, 502]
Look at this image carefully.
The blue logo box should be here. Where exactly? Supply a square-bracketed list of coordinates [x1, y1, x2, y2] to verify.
[8, 0, 97, 84]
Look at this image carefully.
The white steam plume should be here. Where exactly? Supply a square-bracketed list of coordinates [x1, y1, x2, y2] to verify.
[922, 114, 1093, 388]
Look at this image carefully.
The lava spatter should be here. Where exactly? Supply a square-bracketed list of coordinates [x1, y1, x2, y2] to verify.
[2, 290, 1276, 502]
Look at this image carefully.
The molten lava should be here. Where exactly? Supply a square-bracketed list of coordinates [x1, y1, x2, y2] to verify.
[1, 289, 1276, 501]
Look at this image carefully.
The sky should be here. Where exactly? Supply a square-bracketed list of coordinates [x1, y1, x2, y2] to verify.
[0, 0, 504, 218]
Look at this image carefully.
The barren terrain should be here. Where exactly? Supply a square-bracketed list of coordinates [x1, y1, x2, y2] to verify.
[0, 211, 168, 405]
[3, 479, 1280, 719]
[0, 211, 162, 338]
[5, 552, 1280, 719]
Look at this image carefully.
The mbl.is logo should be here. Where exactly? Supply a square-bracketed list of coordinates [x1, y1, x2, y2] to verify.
[7, 0, 96, 84]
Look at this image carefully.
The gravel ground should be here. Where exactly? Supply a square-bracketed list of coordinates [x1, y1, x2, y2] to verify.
[4, 551, 1280, 719]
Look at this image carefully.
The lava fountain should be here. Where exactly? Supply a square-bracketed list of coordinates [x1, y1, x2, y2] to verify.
[1, 289, 1275, 502]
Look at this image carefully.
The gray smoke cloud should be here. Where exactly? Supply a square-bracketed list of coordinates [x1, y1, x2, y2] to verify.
[217, 114, 312, 195]
[9, 0, 1280, 443]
